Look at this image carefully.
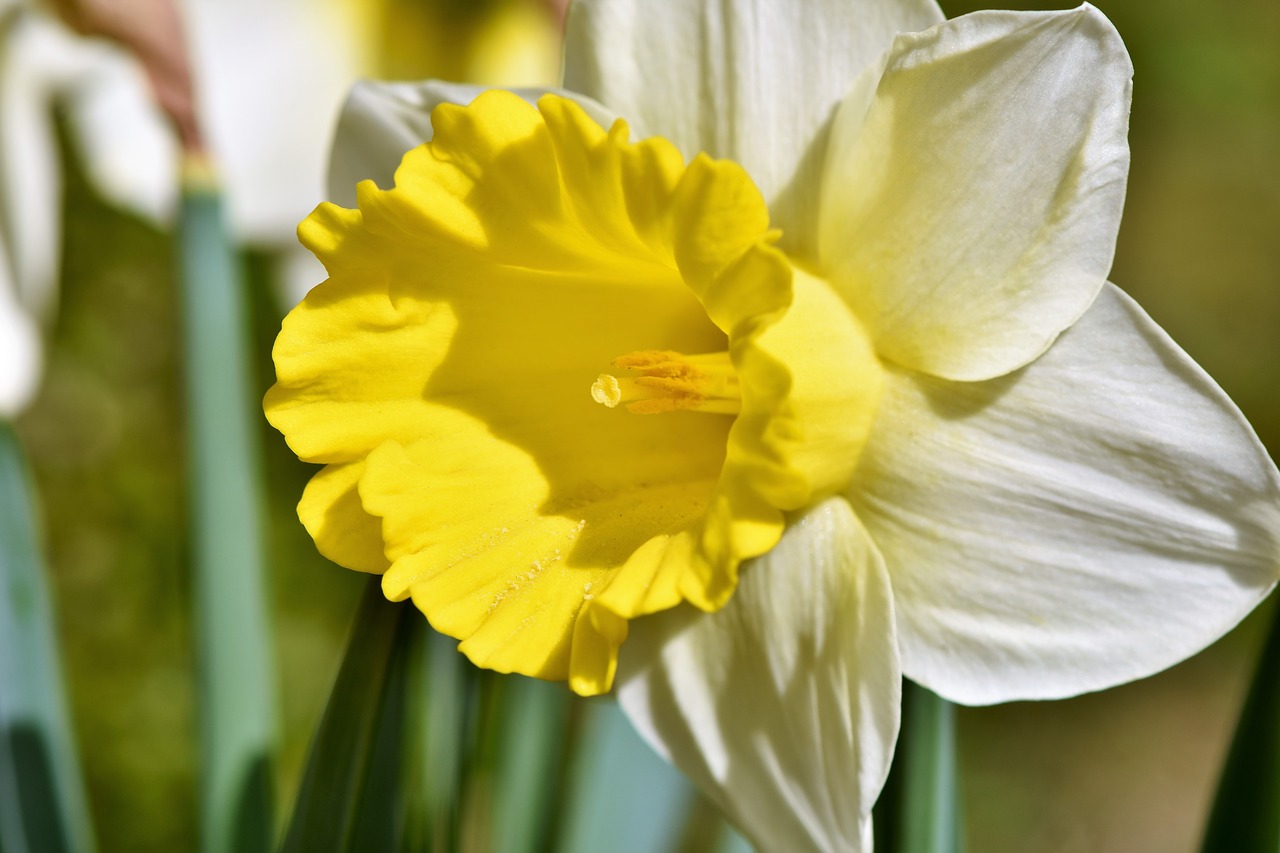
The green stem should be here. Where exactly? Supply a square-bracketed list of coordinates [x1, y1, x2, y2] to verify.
[280, 578, 414, 853]
[178, 182, 277, 853]
[1201, 598, 1280, 852]
[875, 679, 964, 853]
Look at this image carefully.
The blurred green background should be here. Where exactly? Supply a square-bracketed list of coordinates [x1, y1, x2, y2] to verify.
[10, 0, 1279, 850]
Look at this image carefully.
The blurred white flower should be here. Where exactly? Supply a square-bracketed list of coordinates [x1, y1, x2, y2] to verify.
[179, 0, 367, 245]
[0, 0, 375, 415]
[0, 3, 174, 416]
[0, 250, 41, 417]
[0, 0, 565, 419]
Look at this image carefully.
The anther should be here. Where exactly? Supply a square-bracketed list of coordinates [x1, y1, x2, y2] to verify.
[590, 350, 740, 415]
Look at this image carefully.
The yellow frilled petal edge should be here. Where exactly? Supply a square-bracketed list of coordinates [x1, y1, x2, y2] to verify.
[265, 90, 883, 694]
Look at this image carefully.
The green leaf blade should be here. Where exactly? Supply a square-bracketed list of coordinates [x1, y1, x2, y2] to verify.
[177, 185, 277, 853]
[489, 675, 572, 853]
[876, 679, 964, 853]
[0, 422, 96, 853]
[554, 699, 694, 853]
[1202, 602, 1280, 852]
[280, 579, 413, 853]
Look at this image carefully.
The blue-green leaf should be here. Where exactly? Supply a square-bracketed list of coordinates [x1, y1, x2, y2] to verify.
[177, 182, 277, 853]
[387, 622, 478, 853]
[489, 676, 571, 853]
[0, 421, 96, 853]
[713, 827, 754, 853]
[554, 699, 694, 853]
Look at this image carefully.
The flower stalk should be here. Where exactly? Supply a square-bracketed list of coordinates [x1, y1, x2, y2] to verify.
[179, 169, 277, 853]
[1201, 600, 1280, 851]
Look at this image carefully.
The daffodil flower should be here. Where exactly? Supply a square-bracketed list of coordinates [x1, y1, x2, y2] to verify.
[265, 1, 1280, 849]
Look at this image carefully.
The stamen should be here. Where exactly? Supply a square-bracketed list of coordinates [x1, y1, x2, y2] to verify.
[590, 350, 740, 415]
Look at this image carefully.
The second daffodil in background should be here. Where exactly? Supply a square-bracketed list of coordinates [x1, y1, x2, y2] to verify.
[265, 0, 1280, 850]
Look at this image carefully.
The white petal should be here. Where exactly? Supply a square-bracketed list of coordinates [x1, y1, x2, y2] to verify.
[0, 251, 41, 417]
[562, 0, 944, 260]
[326, 80, 618, 206]
[820, 6, 1132, 381]
[847, 284, 1280, 705]
[0, 13, 77, 320]
[2, 12, 175, 315]
[62, 50, 178, 226]
[617, 498, 900, 853]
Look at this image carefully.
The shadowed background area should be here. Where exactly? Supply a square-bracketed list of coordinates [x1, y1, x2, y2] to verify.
[7, 0, 1278, 850]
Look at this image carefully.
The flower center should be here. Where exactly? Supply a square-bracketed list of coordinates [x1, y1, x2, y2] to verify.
[591, 350, 740, 414]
